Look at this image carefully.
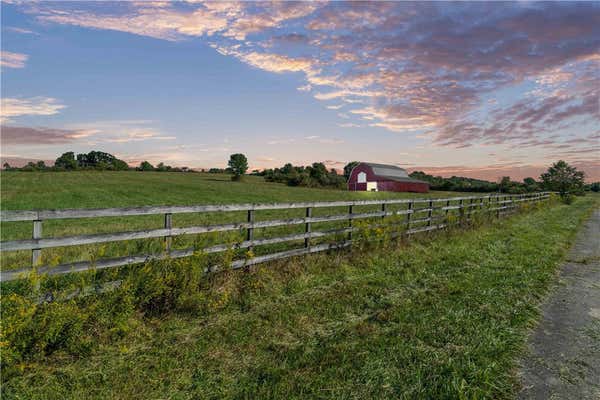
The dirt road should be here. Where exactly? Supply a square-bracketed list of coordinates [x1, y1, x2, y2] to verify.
[518, 209, 600, 399]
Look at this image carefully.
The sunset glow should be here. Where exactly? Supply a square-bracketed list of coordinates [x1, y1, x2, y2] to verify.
[1, 1, 599, 181]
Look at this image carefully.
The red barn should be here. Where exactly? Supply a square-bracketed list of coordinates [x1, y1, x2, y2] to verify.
[347, 162, 429, 193]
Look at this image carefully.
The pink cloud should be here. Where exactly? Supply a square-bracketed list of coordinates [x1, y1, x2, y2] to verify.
[0, 51, 28, 68]
[0, 126, 91, 145]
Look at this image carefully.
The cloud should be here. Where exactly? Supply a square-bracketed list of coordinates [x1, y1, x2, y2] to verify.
[304, 135, 344, 144]
[1, 119, 177, 146]
[237, 52, 315, 74]
[4, 26, 38, 35]
[267, 138, 295, 145]
[33, 1, 321, 42]
[36, 3, 231, 41]
[0, 125, 93, 145]
[1, 97, 65, 122]
[66, 120, 177, 143]
[18, 1, 600, 152]
[221, 2, 321, 40]
[1, 51, 28, 68]
[337, 122, 360, 128]
[105, 128, 176, 143]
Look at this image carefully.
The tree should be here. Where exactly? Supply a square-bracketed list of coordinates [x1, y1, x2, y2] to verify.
[343, 161, 359, 180]
[3, 162, 11, 170]
[523, 177, 540, 192]
[281, 163, 294, 175]
[309, 162, 329, 185]
[55, 152, 78, 170]
[22, 162, 37, 171]
[138, 161, 155, 171]
[540, 160, 585, 197]
[228, 153, 248, 181]
[499, 176, 512, 193]
[589, 182, 600, 193]
[75, 151, 128, 170]
[112, 159, 129, 171]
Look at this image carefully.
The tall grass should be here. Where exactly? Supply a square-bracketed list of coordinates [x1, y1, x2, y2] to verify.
[2, 194, 597, 399]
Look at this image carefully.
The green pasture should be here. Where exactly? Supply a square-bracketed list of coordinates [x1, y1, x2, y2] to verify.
[1, 171, 472, 271]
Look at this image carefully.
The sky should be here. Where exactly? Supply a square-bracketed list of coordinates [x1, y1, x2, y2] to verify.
[1, 1, 599, 181]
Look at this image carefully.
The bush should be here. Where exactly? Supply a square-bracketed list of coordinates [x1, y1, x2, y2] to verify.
[561, 193, 575, 205]
[0, 234, 250, 378]
[0, 291, 135, 379]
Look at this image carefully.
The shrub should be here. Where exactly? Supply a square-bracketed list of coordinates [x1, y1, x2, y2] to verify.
[561, 193, 575, 205]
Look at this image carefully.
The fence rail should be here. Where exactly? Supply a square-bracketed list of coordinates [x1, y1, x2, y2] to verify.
[0, 192, 550, 282]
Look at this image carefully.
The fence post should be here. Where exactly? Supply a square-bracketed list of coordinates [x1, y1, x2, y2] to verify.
[406, 200, 413, 233]
[459, 199, 464, 226]
[381, 203, 386, 221]
[32, 219, 42, 267]
[31, 219, 43, 291]
[305, 207, 312, 249]
[164, 213, 172, 253]
[468, 198, 473, 222]
[247, 209, 254, 252]
[427, 200, 433, 227]
[497, 196, 501, 218]
[348, 205, 353, 242]
[445, 199, 451, 223]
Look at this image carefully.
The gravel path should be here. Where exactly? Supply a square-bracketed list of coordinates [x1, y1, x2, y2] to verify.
[518, 209, 600, 400]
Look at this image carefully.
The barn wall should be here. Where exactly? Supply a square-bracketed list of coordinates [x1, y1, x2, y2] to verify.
[377, 180, 429, 193]
[348, 182, 368, 191]
[347, 163, 429, 193]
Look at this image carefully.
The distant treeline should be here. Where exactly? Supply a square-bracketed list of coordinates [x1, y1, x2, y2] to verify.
[409, 170, 599, 194]
[409, 171, 536, 193]
[2, 151, 193, 173]
[257, 163, 347, 189]
[3, 152, 598, 194]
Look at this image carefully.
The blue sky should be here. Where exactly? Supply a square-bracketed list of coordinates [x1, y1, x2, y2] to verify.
[1, 1, 599, 180]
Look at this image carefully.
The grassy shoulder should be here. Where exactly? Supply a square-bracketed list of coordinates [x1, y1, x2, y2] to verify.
[3, 195, 598, 399]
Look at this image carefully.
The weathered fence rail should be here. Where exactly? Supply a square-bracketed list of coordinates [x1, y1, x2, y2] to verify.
[0, 192, 550, 282]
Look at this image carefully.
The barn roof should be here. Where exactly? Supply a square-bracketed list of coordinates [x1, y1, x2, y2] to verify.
[361, 162, 429, 184]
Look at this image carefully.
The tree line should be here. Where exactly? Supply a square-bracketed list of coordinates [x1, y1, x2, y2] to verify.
[3, 151, 598, 197]
[253, 159, 597, 197]
[2, 151, 192, 172]
[408, 170, 538, 194]
[259, 163, 347, 188]
[409, 161, 596, 196]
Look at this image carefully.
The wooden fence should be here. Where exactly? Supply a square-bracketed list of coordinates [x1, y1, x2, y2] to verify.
[0, 192, 550, 282]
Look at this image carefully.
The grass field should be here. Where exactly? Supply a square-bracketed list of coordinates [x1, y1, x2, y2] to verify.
[1, 171, 465, 211]
[0, 171, 472, 271]
[2, 193, 598, 399]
